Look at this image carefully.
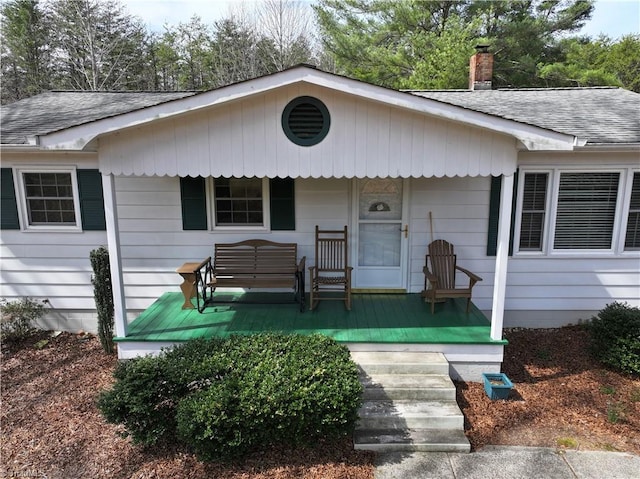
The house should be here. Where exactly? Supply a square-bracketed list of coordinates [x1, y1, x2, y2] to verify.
[1, 51, 639, 380]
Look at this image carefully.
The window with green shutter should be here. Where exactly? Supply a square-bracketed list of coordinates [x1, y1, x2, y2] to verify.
[179, 177, 296, 231]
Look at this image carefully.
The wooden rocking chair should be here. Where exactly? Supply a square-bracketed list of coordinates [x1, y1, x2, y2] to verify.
[309, 225, 352, 310]
[422, 239, 482, 314]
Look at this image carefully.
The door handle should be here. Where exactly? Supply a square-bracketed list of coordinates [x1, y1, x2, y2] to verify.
[400, 224, 408, 238]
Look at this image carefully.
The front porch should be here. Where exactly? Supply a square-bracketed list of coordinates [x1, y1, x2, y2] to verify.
[115, 292, 507, 380]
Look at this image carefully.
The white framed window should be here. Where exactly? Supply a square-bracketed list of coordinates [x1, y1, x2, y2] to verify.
[517, 172, 549, 251]
[211, 177, 270, 230]
[552, 171, 620, 250]
[515, 168, 637, 254]
[16, 167, 81, 231]
[625, 172, 640, 250]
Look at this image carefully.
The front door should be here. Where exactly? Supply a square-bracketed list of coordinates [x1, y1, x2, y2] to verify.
[353, 178, 409, 290]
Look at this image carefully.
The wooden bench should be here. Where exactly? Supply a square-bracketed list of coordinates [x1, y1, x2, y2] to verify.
[193, 239, 306, 313]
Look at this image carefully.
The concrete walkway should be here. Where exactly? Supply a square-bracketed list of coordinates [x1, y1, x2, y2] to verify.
[375, 446, 640, 479]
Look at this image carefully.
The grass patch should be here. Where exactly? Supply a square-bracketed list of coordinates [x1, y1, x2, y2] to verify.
[600, 385, 616, 395]
[556, 437, 579, 449]
[606, 402, 626, 424]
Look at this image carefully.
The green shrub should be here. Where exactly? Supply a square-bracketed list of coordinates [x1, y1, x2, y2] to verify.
[0, 297, 47, 342]
[98, 334, 363, 461]
[588, 302, 640, 376]
[97, 337, 230, 445]
[90, 246, 115, 353]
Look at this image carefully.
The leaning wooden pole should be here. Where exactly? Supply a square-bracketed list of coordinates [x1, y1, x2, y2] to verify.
[429, 211, 434, 243]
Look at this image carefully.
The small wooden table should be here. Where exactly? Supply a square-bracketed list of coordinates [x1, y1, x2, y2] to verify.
[176, 262, 202, 309]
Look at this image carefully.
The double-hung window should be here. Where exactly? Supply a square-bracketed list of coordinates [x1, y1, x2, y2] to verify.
[214, 177, 265, 227]
[516, 169, 637, 254]
[17, 168, 82, 230]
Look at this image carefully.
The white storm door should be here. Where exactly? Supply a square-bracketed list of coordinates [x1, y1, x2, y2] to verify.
[353, 178, 409, 289]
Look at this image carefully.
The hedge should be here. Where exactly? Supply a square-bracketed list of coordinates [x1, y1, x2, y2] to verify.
[98, 333, 363, 461]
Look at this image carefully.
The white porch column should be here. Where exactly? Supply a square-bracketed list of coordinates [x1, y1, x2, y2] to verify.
[102, 174, 128, 337]
[490, 174, 514, 340]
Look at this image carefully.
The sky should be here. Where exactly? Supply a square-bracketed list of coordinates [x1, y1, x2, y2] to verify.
[123, 0, 640, 39]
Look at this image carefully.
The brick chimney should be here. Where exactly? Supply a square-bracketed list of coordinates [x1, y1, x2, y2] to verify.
[469, 45, 493, 90]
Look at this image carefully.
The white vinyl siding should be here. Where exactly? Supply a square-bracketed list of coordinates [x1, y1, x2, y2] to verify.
[0, 155, 106, 331]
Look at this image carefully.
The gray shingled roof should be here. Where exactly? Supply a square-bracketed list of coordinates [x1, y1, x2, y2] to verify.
[410, 87, 640, 145]
[2, 84, 639, 146]
[1, 91, 197, 145]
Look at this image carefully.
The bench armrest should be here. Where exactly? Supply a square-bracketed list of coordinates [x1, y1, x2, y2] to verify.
[194, 256, 212, 273]
[298, 256, 306, 272]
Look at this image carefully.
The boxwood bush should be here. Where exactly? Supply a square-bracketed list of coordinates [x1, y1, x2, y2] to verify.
[588, 302, 640, 376]
[98, 333, 363, 461]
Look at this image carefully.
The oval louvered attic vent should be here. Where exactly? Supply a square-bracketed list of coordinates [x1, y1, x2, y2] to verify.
[282, 96, 330, 146]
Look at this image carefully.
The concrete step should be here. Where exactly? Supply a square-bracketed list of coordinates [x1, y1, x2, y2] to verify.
[360, 373, 456, 401]
[357, 399, 464, 430]
[351, 350, 469, 453]
[353, 428, 470, 453]
[351, 351, 449, 376]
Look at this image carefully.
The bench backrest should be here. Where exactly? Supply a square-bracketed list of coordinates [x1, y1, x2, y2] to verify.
[214, 239, 298, 275]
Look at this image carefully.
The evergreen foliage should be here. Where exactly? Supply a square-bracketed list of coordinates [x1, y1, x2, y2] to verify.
[98, 334, 363, 462]
[589, 302, 640, 376]
[90, 246, 115, 354]
[3, 0, 636, 104]
[314, 0, 598, 90]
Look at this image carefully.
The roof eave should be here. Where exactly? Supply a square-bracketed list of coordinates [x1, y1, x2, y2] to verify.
[35, 66, 576, 152]
[575, 142, 640, 151]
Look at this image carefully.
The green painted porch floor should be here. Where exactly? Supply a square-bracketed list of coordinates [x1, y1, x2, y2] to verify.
[115, 292, 506, 345]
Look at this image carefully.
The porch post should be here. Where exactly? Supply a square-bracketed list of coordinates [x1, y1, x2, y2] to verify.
[490, 174, 514, 340]
[102, 173, 128, 338]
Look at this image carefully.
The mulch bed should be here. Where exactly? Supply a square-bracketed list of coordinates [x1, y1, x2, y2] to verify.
[457, 326, 640, 454]
[1, 332, 374, 479]
[2, 326, 638, 478]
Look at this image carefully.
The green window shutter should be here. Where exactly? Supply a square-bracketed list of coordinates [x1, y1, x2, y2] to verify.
[77, 169, 106, 231]
[486, 173, 518, 256]
[180, 176, 207, 230]
[1, 168, 20, 229]
[269, 177, 295, 230]
[486, 176, 502, 256]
